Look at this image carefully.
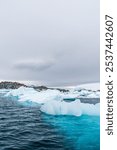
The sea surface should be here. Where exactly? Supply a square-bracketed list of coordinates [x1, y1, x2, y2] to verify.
[0, 94, 100, 150]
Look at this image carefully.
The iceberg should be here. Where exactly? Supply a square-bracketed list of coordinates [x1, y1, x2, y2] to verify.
[0, 89, 11, 95]
[40, 99, 100, 116]
[81, 103, 100, 116]
[70, 88, 100, 98]
[19, 89, 63, 104]
[5, 87, 37, 97]
[4, 86, 100, 117]
[5, 87, 63, 104]
[40, 99, 82, 116]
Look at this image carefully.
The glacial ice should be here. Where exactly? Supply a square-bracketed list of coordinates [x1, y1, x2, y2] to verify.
[0, 89, 10, 94]
[40, 99, 82, 116]
[73, 83, 100, 91]
[2, 86, 100, 116]
[81, 103, 100, 116]
[5, 87, 63, 104]
[5, 87, 37, 97]
[40, 99, 99, 116]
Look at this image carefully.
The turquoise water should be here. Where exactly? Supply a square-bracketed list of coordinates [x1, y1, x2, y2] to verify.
[0, 95, 100, 150]
[43, 114, 100, 150]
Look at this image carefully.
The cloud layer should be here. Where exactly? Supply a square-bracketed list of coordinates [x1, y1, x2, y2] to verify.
[14, 59, 55, 72]
[0, 0, 99, 86]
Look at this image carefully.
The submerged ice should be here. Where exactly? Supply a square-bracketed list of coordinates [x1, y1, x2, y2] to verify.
[2, 86, 100, 117]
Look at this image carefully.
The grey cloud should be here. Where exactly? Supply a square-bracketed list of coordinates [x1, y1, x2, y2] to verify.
[0, 0, 99, 86]
[13, 60, 55, 72]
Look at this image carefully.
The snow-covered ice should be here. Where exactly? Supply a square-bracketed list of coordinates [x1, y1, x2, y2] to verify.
[71, 82, 100, 91]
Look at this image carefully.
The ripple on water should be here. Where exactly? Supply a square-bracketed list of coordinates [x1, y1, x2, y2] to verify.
[0, 96, 100, 150]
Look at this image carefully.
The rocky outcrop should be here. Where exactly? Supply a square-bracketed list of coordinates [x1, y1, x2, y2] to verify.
[33, 86, 69, 92]
[33, 86, 48, 91]
[0, 81, 69, 92]
[0, 81, 27, 89]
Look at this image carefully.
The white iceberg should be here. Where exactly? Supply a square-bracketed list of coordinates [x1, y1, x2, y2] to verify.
[40, 99, 100, 116]
[4, 86, 100, 117]
[40, 99, 82, 116]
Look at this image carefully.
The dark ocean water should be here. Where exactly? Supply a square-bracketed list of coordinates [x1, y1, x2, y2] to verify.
[0, 94, 100, 150]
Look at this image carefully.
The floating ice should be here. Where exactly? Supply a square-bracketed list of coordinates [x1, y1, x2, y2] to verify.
[0, 89, 11, 95]
[69, 83, 100, 98]
[81, 103, 100, 116]
[5, 87, 37, 97]
[70, 88, 100, 98]
[5, 87, 63, 104]
[19, 89, 62, 104]
[40, 99, 82, 116]
[4, 87, 100, 117]
[40, 99, 100, 116]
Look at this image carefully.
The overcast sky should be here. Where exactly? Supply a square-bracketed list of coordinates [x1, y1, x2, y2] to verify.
[0, 0, 99, 86]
